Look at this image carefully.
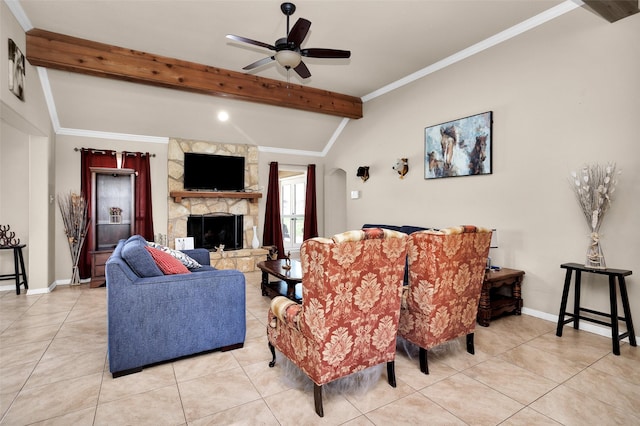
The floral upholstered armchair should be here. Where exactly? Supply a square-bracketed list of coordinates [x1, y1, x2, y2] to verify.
[398, 226, 492, 374]
[267, 228, 408, 417]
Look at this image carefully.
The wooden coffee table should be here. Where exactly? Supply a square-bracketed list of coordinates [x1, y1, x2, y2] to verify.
[257, 259, 303, 302]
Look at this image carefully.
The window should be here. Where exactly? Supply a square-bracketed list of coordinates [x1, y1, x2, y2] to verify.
[280, 171, 306, 252]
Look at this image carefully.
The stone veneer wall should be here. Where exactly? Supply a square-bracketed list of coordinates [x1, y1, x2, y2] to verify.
[167, 138, 267, 272]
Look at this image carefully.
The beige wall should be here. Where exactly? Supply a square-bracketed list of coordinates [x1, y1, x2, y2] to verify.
[1, 1, 55, 292]
[0, 124, 29, 278]
[325, 9, 640, 328]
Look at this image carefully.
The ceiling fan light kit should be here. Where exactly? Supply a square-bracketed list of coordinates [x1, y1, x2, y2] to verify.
[226, 2, 350, 79]
[275, 50, 301, 68]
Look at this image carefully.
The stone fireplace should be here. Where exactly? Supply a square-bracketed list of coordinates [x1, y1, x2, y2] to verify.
[167, 138, 266, 272]
[187, 213, 243, 250]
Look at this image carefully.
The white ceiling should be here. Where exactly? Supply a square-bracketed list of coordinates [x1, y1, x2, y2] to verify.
[14, 0, 578, 154]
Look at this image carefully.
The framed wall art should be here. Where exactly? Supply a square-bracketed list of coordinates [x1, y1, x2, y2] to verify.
[424, 111, 492, 179]
[8, 39, 26, 101]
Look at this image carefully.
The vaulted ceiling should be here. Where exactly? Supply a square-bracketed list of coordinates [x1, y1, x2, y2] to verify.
[12, 0, 637, 155]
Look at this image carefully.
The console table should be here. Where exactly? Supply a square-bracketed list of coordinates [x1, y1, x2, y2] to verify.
[556, 262, 636, 355]
[477, 267, 524, 326]
[0, 244, 28, 295]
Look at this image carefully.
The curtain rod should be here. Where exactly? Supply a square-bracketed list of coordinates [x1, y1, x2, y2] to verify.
[272, 162, 314, 168]
[74, 147, 155, 157]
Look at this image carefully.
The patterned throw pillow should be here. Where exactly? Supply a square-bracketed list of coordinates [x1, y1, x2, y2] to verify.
[147, 241, 202, 269]
[145, 246, 191, 275]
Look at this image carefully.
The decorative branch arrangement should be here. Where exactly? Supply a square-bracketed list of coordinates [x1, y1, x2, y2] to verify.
[569, 162, 620, 268]
[58, 192, 90, 284]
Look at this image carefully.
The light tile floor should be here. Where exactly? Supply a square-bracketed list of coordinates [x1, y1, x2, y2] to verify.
[1, 274, 639, 425]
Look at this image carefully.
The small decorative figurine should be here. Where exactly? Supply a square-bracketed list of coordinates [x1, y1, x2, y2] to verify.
[357, 166, 370, 182]
[282, 251, 292, 270]
[392, 158, 409, 179]
[268, 246, 278, 260]
[0, 224, 21, 247]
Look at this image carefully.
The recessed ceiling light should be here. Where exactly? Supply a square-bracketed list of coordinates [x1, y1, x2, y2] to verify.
[217, 111, 229, 122]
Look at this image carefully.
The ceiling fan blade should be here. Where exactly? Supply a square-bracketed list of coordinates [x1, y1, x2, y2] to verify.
[287, 18, 311, 46]
[301, 48, 351, 59]
[243, 56, 275, 70]
[293, 61, 311, 79]
[226, 34, 276, 51]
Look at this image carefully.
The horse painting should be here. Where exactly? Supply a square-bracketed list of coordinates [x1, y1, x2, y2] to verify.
[424, 111, 492, 179]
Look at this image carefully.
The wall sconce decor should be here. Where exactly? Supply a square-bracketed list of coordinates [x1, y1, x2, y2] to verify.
[392, 158, 409, 179]
[356, 166, 370, 182]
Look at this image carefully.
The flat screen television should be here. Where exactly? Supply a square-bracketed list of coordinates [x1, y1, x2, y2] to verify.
[183, 153, 245, 191]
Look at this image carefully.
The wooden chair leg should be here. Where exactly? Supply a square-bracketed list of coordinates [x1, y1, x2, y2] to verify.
[419, 347, 429, 374]
[314, 384, 324, 417]
[387, 361, 396, 387]
[466, 333, 475, 355]
[268, 342, 276, 367]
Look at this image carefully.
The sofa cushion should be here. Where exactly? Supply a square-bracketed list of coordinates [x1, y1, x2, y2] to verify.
[179, 249, 211, 267]
[147, 241, 202, 269]
[121, 236, 163, 278]
[145, 246, 191, 275]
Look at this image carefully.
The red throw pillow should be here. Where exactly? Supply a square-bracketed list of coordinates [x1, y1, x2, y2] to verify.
[145, 246, 191, 275]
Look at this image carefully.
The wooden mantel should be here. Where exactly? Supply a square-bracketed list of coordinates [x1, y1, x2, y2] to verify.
[170, 191, 262, 203]
[25, 29, 363, 120]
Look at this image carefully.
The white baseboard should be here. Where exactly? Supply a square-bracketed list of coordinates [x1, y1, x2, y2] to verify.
[0, 282, 53, 294]
[0, 278, 91, 295]
[522, 306, 638, 344]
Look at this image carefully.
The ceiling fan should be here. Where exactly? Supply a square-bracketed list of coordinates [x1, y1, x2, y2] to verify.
[226, 2, 351, 79]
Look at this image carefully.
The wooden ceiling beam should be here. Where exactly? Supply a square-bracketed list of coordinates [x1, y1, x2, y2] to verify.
[582, 0, 639, 23]
[26, 28, 362, 119]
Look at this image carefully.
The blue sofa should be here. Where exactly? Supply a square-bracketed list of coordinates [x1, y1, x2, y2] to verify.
[106, 235, 246, 377]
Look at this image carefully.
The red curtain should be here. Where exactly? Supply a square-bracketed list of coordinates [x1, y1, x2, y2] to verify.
[303, 164, 318, 240]
[263, 162, 285, 259]
[80, 149, 116, 278]
[122, 152, 155, 241]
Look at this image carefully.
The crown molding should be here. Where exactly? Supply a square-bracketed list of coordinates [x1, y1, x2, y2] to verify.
[4, 0, 33, 31]
[363, 0, 582, 103]
[56, 127, 169, 144]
